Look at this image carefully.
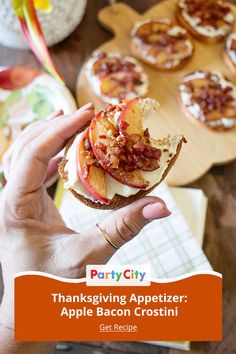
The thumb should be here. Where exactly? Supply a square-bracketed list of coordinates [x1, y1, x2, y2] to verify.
[97, 196, 171, 249]
[67, 197, 171, 276]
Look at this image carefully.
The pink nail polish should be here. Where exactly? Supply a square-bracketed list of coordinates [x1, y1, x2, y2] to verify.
[142, 202, 171, 220]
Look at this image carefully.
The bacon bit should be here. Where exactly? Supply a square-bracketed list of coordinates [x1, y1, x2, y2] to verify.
[124, 164, 137, 172]
[141, 158, 160, 171]
[163, 148, 169, 152]
[99, 135, 107, 139]
[184, 0, 231, 27]
[129, 134, 142, 143]
[127, 154, 134, 162]
[134, 78, 143, 85]
[144, 128, 150, 138]
[169, 153, 173, 157]
[96, 58, 136, 77]
[125, 140, 134, 153]
[106, 104, 118, 113]
[119, 120, 129, 131]
[134, 140, 146, 154]
[143, 145, 162, 159]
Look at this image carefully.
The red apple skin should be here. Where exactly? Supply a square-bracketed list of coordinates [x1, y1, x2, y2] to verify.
[118, 98, 144, 136]
[76, 127, 109, 205]
[89, 112, 149, 189]
[0, 67, 41, 90]
[118, 98, 163, 172]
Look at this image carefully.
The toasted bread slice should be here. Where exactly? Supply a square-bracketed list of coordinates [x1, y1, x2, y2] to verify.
[130, 18, 193, 71]
[59, 99, 186, 210]
[178, 70, 236, 131]
[176, 0, 234, 43]
[85, 51, 149, 104]
[59, 135, 185, 210]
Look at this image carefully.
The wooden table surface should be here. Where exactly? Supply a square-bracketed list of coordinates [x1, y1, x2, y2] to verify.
[0, 1, 236, 353]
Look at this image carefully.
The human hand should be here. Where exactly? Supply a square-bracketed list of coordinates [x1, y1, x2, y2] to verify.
[0, 103, 170, 335]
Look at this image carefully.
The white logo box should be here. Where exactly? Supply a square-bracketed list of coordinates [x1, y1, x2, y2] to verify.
[86, 264, 151, 286]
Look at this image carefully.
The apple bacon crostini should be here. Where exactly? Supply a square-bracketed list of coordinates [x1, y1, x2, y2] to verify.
[85, 51, 149, 104]
[225, 33, 236, 74]
[130, 18, 194, 71]
[59, 98, 186, 210]
[176, 0, 234, 43]
[178, 71, 236, 131]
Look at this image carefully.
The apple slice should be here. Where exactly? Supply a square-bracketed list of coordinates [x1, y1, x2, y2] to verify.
[92, 55, 117, 75]
[100, 72, 141, 99]
[89, 112, 149, 189]
[100, 74, 120, 97]
[117, 98, 162, 171]
[118, 98, 144, 136]
[76, 128, 109, 204]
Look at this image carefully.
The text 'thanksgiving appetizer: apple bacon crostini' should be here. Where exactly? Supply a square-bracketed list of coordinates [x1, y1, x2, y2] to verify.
[59, 98, 186, 209]
[85, 51, 149, 104]
[176, 0, 234, 43]
[130, 18, 193, 71]
[179, 71, 236, 130]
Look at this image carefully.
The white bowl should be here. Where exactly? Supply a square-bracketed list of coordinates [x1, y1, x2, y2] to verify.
[0, 0, 87, 49]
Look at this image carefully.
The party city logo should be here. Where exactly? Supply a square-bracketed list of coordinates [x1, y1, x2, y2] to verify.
[86, 265, 151, 286]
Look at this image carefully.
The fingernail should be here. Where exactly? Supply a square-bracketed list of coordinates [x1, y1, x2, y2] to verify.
[79, 103, 94, 112]
[46, 109, 64, 120]
[142, 202, 171, 220]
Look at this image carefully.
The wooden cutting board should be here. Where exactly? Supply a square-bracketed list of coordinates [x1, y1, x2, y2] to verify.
[76, 0, 236, 186]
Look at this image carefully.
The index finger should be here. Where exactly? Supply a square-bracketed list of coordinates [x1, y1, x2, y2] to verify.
[7, 106, 95, 195]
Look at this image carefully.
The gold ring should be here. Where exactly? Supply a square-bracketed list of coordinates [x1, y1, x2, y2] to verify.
[96, 223, 119, 250]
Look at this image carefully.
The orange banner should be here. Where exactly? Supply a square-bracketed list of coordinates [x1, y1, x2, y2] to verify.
[15, 272, 222, 341]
